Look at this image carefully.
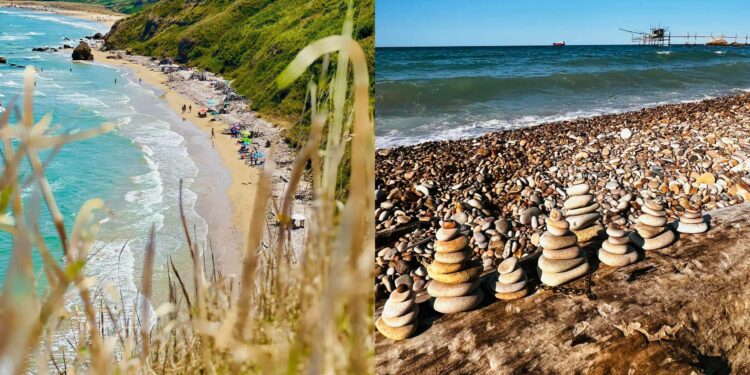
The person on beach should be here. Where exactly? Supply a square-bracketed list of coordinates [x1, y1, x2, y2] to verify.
[114, 78, 117, 84]
[189, 105, 192, 113]
[182, 104, 186, 113]
[211, 127, 215, 139]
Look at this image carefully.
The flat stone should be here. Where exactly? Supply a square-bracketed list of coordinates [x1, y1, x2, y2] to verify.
[608, 235, 630, 245]
[538, 255, 586, 273]
[427, 279, 480, 297]
[498, 267, 524, 284]
[696, 172, 716, 185]
[635, 222, 665, 239]
[430, 261, 464, 274]
[598, 248, 638, 267]
[644, 200, 664, 211]
[432, 289, 484, 314]
[376, 317, 416, 340]
[683, 211, 702, 219]
[605, 180, 620, 190]
[548, 217, 570, 230]
[539, 261, 590, 287]
[520, 207, 542, 225]
[563, 194, 595, 210]
[496, 288, 529, 300]
[497, 257, 519, 274]
[540, 232, 578, 250]
[631, 229, 675, 250]
[639, 214, 667, 227]
[602, 240, 630, 255]
[565, 183, 590, 196]
[564, 203, 600, 217]
[573, 223, 605, 243]
[606, 227, 625, 237]
[543, 245, 581, 260]
[567, 212, 600, 230]
[680, 216, 704, 224]
[382, 305, 419, 328]
[676, 221, 708, 234]
[434, 236, 469, 253]
[548, 225, 569, 236]
[494, 277, 527, 293]
[642, 205, 667, 217]
[389, 287, 412, 302]
[434, 248, 472, 263]
[428, 263, 482, 283]
[436, 227, 459, 241]
[383, 297, 415, 319]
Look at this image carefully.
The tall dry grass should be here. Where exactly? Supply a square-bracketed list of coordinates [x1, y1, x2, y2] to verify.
[0, 2, 374, 373]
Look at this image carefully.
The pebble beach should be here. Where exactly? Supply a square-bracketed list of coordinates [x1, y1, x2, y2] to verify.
[374, 93, 750, 299]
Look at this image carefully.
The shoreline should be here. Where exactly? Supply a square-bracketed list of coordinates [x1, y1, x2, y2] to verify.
[0, 1, 123, 26]
[374, 93, 750, 298]
[91, 49, 309, 276]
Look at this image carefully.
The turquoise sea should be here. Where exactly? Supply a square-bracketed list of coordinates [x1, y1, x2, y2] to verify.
[377, 45, 750, 147]
[0, 8, 207, 299]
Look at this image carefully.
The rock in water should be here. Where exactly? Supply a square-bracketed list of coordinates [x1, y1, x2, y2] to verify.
[562, 182, 603, 242]
[630, 199, 675, 250]
[376, 283, 418, 340]
[427, 221, 483, 313]
[0, 56, 6, 64]
[537, 209, 590, 286]
[676, 207, 709, 234]
[72, 41, 94, 61]
[494, 257, 528, 300]
[598, 225, 639, 267]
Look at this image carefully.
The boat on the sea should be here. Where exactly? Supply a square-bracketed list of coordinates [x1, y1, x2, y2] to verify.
[553, 41, 566, 46]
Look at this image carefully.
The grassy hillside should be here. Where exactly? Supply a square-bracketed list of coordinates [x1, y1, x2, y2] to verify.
[104, 0, 374, 139]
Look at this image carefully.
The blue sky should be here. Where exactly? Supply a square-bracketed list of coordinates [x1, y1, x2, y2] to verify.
[376, 0, 750, 47]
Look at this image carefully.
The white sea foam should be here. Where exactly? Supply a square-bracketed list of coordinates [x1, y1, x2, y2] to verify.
[656, 51, 672, 55]
[0, 34, 30, 41]
[2, 11, 103, 32]
[60, 92, 109, 107]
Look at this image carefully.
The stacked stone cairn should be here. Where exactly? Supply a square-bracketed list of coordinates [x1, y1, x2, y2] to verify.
[598, 225, 638, 267]
[493, 257, 528, 300]
[563, 182, 604, 243]
[376, 282, 418, 340]
[676, 206, 708, 234]
[537, 209, 591, 286]
[427, 220, 484, 314]
[630, 199, 675, 250]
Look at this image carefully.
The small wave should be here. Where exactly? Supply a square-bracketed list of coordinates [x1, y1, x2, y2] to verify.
[4, 11, 102, 32]
[0, 34, 30, 41]
[715, 50, 726, 55]
[656, 51, 673, 55]
[59, 93, 109, 107]
[24, 31, 45, 36]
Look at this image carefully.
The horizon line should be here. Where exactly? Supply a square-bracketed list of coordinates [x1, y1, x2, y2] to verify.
[376, 43, 644, 48]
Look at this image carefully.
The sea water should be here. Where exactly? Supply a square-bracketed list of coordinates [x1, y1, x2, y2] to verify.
[0, 8, 207, 304]
[376, 45, 750, 147]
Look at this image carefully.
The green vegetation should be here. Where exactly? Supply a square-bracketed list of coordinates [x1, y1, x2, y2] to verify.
[35, 0, 155, 13]
[0, 3, 374, 372]
[104, 0, 374, 147]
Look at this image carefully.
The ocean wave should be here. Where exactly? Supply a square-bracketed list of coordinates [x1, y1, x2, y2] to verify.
[656, 51, 672, 55]
[59, 92, 109, 107]
[376, 62, 750, 114]
[0, 34, 30, 41]
[3, 11, 102, 32]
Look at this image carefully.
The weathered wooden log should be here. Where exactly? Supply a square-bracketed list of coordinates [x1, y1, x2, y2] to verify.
[376, 203, 750, 374]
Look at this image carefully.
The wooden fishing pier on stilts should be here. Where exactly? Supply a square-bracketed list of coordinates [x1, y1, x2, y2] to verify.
[621, 26, 750, 46]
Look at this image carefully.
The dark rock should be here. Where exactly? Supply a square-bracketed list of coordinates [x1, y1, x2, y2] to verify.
[92, 32, 104, 40]
[0, 56, 6, 64]
[31, 47, 49, 52]
[176, 37, 195, 63]
[62, 44, 73, 49]
[71, 41, 93, 61]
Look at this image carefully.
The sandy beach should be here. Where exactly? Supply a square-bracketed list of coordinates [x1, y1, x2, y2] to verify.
[89, 48, 309, 276]
[0, 1, 123, 26]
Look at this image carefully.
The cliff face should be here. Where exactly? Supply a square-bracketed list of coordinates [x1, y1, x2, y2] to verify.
[104, 0, 374, 122]
[376, 203, 750, 374]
